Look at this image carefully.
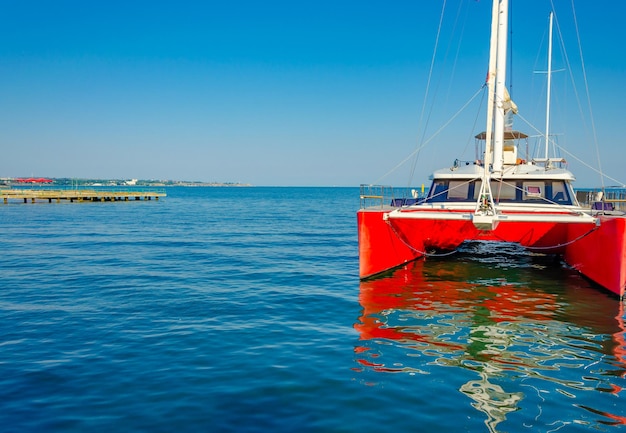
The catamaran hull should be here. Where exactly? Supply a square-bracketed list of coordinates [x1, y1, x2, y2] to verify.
[358, 209, 626, 297]
[564, 215, 626, 297]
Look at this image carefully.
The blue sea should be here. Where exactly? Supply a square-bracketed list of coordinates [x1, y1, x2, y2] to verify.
[1, 186, 625, 432]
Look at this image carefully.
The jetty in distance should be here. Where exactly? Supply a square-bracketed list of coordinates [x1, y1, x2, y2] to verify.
[0, 188, 166, 204]
[0, 176, 253, 204]
[0, 177, 166, 204]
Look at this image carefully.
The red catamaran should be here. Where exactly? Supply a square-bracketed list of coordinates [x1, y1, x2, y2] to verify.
[357, 0, 626, 298]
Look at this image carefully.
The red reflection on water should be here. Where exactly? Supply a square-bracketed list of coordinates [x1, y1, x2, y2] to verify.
[354, 255, 626, 429]
[355, 258, 625, 361]
[580, 405, 626, 426]
[355, 259, 560, 348]
[615, 302, 626, 380]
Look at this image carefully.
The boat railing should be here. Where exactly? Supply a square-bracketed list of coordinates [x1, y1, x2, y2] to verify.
[575, 188, 626, 212]
[360, 184, 429, 209]
[360, 184, 390, 209]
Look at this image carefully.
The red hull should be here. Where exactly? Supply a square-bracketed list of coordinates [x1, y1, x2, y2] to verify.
[358, 209, 626, 297]
[357, 210, 421, 278]
[564, 216, 626, 297]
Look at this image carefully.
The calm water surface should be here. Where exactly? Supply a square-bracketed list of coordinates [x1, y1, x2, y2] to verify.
[1, 187, 624, 432]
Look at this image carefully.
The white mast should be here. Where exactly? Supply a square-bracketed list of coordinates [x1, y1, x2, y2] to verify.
[544, 11, 554, 163]
[482, 0, 500, 174]
[491, 0, 509, 174]
[474, 0, 507, 228]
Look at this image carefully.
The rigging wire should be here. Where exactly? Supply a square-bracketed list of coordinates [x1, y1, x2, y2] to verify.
[376, 1, 621, 189]
[462, 88, 488, 160]
[407, 0, 447, 187]
[549, 0, 607, 189]
[515, 111, 625, 186]
[374, 86, 485, 185]
[408, 1, 473, 188]
[568, 0, 605, 191]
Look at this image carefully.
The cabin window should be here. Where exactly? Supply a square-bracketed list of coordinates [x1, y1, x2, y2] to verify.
[427, 179, 573, 205]
[551, 181, 572, 204]
[492, 181, 517, 201]
[523, 181, 545, 201]
[427, 181, 448, 202]
[448, 181, 470, 200]
[473, 181, 483, 200]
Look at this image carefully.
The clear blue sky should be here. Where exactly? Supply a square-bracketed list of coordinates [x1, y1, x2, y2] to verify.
[0, 0, 624, 186]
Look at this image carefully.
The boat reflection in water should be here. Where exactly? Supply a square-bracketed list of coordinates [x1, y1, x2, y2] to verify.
[354, 242, 626, 432]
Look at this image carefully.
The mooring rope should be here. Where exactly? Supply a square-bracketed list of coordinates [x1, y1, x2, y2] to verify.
[385, 218, 460, 257]
[385, 211, 598, 255]
[512, 224, 599, 251]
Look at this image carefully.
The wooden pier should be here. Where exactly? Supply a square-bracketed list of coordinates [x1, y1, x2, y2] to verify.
[0, 188, 166, 204]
